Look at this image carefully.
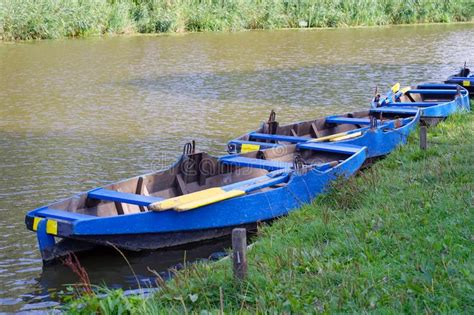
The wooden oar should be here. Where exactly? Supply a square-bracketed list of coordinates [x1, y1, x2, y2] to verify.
[149, 187, 234, 211]
[310, 117, 402, 143]
[309, 129, 364, 142]
[400, 86, 411, 94]
[329, 131, 362, 141]
[391, 82, 400, 93]
[174, 190, 245, 211]
[149, 171, 290, 212]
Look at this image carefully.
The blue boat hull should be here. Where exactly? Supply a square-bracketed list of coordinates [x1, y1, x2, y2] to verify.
[227, 109, 420, 158]
[445, 64, 474, 97]
[25, 145, 367, 261]
[373, 83, 470, 121]
[333, 113, 419, 157]
[445, 77, 474, 97]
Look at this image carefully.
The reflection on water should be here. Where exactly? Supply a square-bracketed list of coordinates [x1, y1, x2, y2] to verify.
[0, 23, 473, 312]
[19, 238, 231, 312]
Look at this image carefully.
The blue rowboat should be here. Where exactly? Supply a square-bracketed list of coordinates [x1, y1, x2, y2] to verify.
[445, 64, 474, 97]
[372, 83, 470, 124]
[227, 109, 420, 158]
[25, 141, 366, 263]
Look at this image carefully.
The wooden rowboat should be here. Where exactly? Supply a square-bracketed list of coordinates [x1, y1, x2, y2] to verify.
[372, 83, 470, 125]
[25, 141, 366, 263]
[444, 64, 474, 97]
[227, 108, 420, 158]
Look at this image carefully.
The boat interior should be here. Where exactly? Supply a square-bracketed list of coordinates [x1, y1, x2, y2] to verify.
[229, 109, 415, 152]
[42, 142, 355, 218]
[395, 84, 461, 104]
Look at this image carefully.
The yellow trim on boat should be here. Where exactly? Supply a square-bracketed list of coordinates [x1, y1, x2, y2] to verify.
[463, 80, 470, 87]
[391, 83, 400, 93]
[150, 187, 228, 211]
[33, 217, 42, 231]
[175, 190, 245, 211]
[330, 131, 362, 141]
[241, 143, 260, 153]
[46, 220, 58, 235]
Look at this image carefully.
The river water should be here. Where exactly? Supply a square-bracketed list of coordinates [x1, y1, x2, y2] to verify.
[0, 23, 473, 312]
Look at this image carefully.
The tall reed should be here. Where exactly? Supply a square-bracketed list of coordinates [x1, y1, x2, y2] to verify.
[1, 1, 472, 40]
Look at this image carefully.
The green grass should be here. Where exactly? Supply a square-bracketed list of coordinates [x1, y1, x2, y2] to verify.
[64, 111, 474, 314]
[0, 0, 473, 40]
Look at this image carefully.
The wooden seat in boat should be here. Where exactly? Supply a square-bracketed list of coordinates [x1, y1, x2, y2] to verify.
[417, 83, 460, 89]
[229, 139, 282, 148]
[248, 133, 310, 143]
[35, 208, 96, 221]
[370, 108, 419, 115]
[297, 142, 363, 155]
[388, 102, 440, 107]
[325, 117, 372, 125]
[219, 156, 293, 171]
[88, 188, 164, 206]
[406, 89, 459, 95]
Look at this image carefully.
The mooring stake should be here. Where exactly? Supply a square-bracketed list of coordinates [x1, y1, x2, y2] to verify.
[232, 228, 247, 281]
[420, 126, 427, 150]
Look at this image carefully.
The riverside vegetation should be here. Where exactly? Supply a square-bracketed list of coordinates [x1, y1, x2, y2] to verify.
[64, 111, 473, 313]
[0, 0, 473, 40]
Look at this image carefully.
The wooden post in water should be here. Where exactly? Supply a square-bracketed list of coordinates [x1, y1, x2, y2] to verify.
[232, 228, 247, 281]
[420, 126, 427, 150]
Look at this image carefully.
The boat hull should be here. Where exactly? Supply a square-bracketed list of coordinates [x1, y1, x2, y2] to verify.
[333, 113, 419, 156]
[228, 110, 421, 158]
[445, 77, 474, 97]
[374, 83, 470, 122]
[26, 146, 367, 262]
[28, 222, 262, 263]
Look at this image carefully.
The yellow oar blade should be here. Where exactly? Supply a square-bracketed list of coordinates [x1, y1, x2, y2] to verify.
[330, 131, 362, 141]
[175, 189, 245, 211]
[400, 86, 411, 94]
[391, 82, 400, 93]
[150, 187, 224, 211]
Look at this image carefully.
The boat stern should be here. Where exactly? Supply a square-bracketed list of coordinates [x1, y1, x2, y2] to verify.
[25, 207, 94, 262]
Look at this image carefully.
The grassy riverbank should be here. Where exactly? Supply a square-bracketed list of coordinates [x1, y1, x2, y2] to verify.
[65, 111, 473, 313]
[0, 0, 473, 40]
